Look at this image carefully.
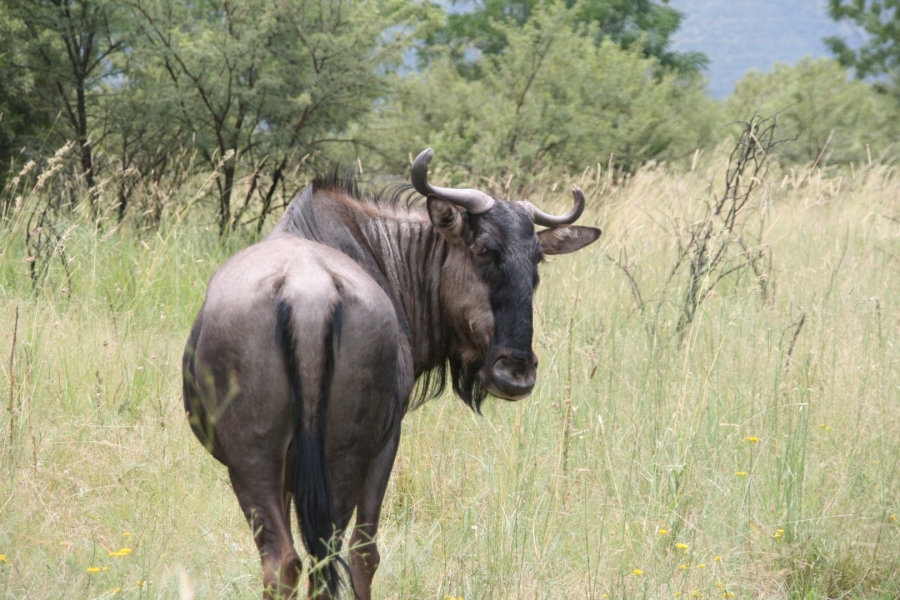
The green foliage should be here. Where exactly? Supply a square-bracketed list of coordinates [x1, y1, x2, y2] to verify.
[0, 0, 424, 228]
[424, 0, 707, 76]
[0, 5, 53, 185]
[825, 0, 900, 79]
[726, 58, 897, 166]
[0, 0, 719, 227]
[2, 0, 129, 189]
[365, 0, 718, 178]
[121, 0, 420, 233]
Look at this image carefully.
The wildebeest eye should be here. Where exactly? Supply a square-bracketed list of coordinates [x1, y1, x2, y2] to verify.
[473, 244, 499, 260]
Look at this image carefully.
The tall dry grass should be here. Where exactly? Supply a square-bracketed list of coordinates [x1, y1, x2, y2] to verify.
[1, 148, 899, 599]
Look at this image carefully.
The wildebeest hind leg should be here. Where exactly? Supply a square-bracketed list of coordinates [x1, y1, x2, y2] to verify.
[348, 429, 401, 600]
[304, 449, 367, 599]
[229, 458, 302, 599]
[281, 449, 296, 549]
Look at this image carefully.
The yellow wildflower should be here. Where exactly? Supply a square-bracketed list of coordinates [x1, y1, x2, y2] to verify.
[826, 426, 831, 431]
[0, 554, 6, 564]
[746, 436, 759, 443]
[696, 563, 706, 569]
[659, 528, 668, 535]
[123, 532, 131, 538]
[633, 568, 643, 576]
[714, 555, 722, 562]
[679, 564, 688, 570]
[735, 471, 748, 477]
[724, 593, 735, 598]
[676, 543, 689, 551]
[113, 588, 121, 594]
[890, 514, 897, 523]
[773, 532, 782, 539]
[102, 566, 109, 571]
[86, 567, 101, 573]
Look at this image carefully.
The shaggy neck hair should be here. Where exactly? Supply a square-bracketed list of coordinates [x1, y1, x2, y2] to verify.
[267, 175, 488, 412]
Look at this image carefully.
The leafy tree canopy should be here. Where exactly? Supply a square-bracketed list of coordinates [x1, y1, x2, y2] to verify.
[364, 0, 717, 178]
[123, 0, 422, 232]
[423, 0, 707, 76]
[0, 5, 54, 184]
[3, 0, 129, 191]
[825, 0, 900, 79]
[726, 57, 897, 166]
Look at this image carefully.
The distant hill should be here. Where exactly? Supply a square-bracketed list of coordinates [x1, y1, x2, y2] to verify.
[670, 0, 861, 97]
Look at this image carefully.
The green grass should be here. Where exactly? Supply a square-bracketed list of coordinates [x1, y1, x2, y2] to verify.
[1, 154, 899, 599]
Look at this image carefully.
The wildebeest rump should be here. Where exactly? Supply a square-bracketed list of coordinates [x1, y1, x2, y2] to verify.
[182, 149, 601, 598]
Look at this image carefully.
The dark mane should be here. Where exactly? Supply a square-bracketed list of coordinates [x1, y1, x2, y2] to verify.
[308, 173, 491, 410]
[310, 170, 427, 214]
[276, 170, 461, 411]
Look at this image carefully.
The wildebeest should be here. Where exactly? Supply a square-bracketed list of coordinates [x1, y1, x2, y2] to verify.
[182, 149, 600, 598]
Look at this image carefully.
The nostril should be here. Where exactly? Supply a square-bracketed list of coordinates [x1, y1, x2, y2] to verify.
[492, 357, 536, 391]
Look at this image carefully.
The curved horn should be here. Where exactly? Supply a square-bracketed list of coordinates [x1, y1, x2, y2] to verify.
[411, 148, 494, 214]
[519, 187, 586, 227]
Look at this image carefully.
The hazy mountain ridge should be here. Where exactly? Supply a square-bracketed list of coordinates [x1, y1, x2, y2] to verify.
[670, 0, 860, 97]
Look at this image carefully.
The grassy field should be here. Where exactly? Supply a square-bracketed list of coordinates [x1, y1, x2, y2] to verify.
[1, 150, 899, 599]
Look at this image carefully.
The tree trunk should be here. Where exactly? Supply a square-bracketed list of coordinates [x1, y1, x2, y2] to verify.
[219, 163, 236, 236]
[117, 184, 128, 223]
[79, 137, 94, 189]
[75, 65, 97, 221]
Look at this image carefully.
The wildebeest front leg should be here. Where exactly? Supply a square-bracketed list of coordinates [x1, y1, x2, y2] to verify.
[348, 429, 401, 600]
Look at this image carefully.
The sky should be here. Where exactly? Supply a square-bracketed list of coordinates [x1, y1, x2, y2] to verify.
[669, 0, 862, 97]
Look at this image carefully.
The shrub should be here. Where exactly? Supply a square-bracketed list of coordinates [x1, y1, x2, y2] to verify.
[726, 57, 897, 166]
[358, 0, 720, 180]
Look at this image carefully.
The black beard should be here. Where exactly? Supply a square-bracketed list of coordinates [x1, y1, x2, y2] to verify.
[449, 356, 487, 413]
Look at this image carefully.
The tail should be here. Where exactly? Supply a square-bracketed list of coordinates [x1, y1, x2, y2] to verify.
[276, 298, 344, 596]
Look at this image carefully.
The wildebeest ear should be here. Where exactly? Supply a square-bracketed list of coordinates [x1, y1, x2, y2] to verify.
[538, 226, 601, 255]
[427, 197, 465, 245]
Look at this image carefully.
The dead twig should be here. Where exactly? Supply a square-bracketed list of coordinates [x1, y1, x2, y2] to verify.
[608, 114, 788, 346]
[783, 312, 807, 372]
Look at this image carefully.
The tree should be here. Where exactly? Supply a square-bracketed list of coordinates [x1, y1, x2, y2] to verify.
[726, 58, 896, 165]
[363, 0, 717, 178]
[0, 5, 53, 189]
[423, 0, 707, 77]
[825, 0, 900, 79]
[126, 0, 419, 234]
[3, 0, 128, 196]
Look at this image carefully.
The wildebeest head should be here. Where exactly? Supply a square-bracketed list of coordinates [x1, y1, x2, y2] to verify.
[412, 149, 601, 409]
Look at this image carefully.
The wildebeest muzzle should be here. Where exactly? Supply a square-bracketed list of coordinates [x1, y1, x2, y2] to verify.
[482, 347, 538, 400]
